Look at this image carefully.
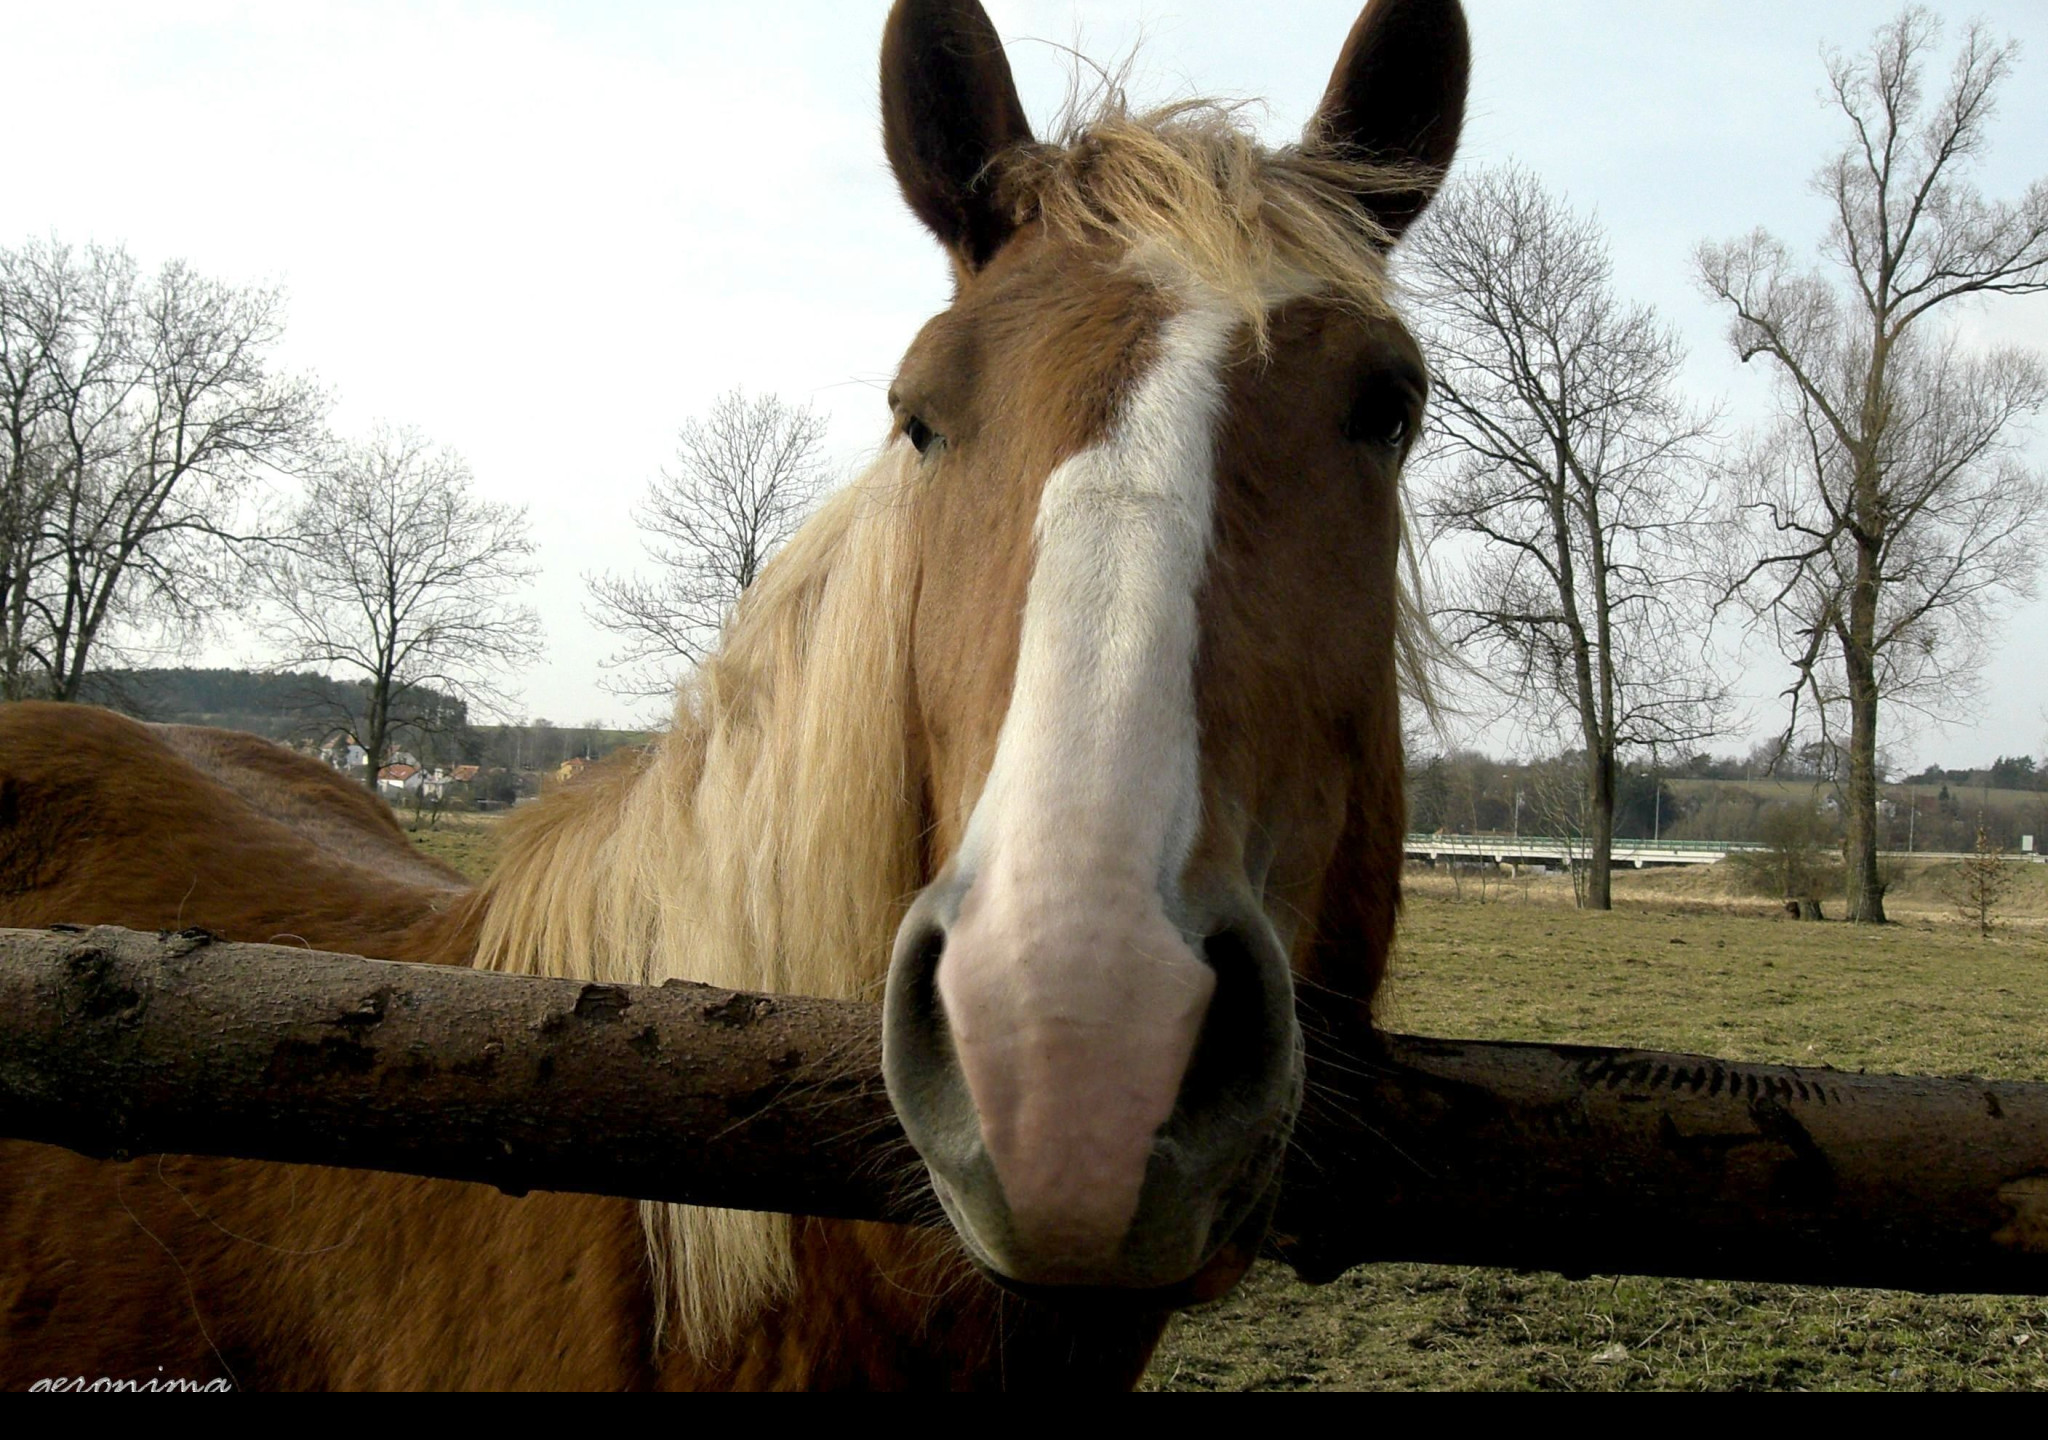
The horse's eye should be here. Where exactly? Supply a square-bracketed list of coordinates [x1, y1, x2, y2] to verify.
[904, 415, 939, 456]
[1343, 392, 1412, 450]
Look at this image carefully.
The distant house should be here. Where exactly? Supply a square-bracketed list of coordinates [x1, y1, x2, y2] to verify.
[556, 756, 595, 785]
[451, 765, 481, 784]
[321, 735, 369, 775]
[377, 763, 423, 799]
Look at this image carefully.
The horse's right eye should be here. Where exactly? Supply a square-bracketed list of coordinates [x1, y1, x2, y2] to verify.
[1343, 390, 1412, 451]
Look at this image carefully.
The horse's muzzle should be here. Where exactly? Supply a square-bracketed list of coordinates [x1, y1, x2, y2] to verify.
[882, 873, 1301, 1295]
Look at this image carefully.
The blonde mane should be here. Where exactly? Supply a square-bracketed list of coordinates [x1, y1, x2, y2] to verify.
[470, 91, 1435, 1361]
[1002, 96, 1421, 341]
[473, 447, 925, 1353]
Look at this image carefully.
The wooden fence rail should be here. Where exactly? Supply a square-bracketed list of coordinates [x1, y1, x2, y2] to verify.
[2, 925, 2044, 1296]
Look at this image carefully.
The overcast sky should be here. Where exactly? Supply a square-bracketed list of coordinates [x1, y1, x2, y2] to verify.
[9, 1, 2046, 766]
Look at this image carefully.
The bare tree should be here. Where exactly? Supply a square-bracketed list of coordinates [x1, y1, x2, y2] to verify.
[0, 246, 77, 694]
[255, 427, 543, 793]
[1699, 9, 2048, 925]
[586, 389, 828, 700]
[0, 237, 323, 701]
[1403, 165, 1729, 911]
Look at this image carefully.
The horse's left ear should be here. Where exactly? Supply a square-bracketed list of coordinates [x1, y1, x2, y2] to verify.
[1307, 0, 1471, 241]
[881, 0, 1037, 271]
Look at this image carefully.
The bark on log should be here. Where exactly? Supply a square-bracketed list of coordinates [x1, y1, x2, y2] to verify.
[1276, 1009, 2048, 1295]
[0, 925, 919, 1221]
[2, 926, 2045, 1295]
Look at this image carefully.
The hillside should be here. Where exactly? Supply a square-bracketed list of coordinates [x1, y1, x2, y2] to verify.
[76, 669, 381, 742]
[75, 667, 652, 776]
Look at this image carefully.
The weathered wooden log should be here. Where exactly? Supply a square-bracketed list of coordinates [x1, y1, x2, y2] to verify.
[1275, 1004, 2048, 1295]
[0, 926, 917, 1221]
[1, 925, 2044, 1296]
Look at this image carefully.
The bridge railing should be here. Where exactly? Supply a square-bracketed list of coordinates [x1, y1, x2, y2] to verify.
[1405, 834, 1766, 854]
[1405, 835, 2044, 865]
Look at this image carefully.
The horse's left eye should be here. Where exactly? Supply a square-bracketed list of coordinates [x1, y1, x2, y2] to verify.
[1343, 392, 1412, 450]
[904, 416, 939, 456]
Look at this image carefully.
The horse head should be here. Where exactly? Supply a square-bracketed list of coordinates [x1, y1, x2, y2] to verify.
[878, 0, 1468, 1301]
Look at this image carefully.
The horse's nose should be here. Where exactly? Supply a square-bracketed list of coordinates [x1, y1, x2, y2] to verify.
[882, 871, 1299, 1291]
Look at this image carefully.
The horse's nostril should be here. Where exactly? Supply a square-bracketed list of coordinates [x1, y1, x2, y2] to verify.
[1179, 922, 1294, 1120]
[883, 907, 967, 1130]
[897, 920, 946, 1028]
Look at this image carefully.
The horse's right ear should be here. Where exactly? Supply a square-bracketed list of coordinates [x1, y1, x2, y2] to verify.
[881, 0, 1035, 271]
[1308, 0, 1471, 241]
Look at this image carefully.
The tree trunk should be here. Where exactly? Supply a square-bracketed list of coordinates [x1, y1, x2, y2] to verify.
[1552, 472, 1612, 915]
[0, 571, 27, 701]
[1843, 537, 1888, 924]
[1585, 745, 1615, 911]
[363, 688, 389, 798]
[54, 644, 88, 702]
[1583, 490, 1620, 914]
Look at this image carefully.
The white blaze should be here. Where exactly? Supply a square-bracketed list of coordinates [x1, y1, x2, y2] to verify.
[957, 296, 1237, 888]
[936, 295, 1239, 1271]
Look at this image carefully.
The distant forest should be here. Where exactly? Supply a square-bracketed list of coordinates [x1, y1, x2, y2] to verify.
[79, 669, 649, 776]
[80, 669, 382, 741]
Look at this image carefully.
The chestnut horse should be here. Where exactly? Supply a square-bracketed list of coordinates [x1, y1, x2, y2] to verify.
[0, 0, 1467, 1390]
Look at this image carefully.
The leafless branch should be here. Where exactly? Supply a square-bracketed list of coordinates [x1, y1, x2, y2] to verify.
[585, 389, 829, 702]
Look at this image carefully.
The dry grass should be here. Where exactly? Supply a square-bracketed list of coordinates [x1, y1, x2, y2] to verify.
[1379, 871, 2048, 1076]
[409, 822, 2048, 1389]
[1154, 1265, 2047, 1391]
[405, 811, 507, 882]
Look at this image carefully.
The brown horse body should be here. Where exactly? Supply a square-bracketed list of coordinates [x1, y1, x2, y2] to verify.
[0, 704, 1162, 1389]
[0, 0, 1470, 1389]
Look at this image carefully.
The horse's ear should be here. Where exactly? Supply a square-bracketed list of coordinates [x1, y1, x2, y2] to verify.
[881, 0, 1035, 271]
[1307, 0, 1470, 241]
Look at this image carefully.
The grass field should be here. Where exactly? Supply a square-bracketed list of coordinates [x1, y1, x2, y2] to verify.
[404, 812, 504, 882]
[408, 817, 2048, 1391]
